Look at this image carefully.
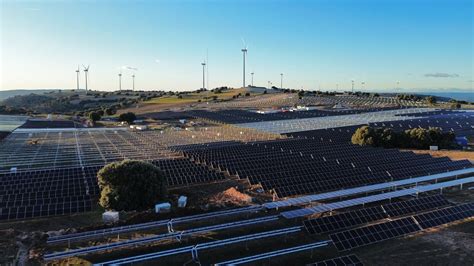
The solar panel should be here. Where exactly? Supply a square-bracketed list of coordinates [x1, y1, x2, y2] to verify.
[413, 202, 474, 229]
[329, 217, 420, 251]
[265, 168, 474, 209]
[304, 206, 387, 235]
[307, 254, 363, 266]
[383, 195, 450, 217]
[281, 176, 474, 219]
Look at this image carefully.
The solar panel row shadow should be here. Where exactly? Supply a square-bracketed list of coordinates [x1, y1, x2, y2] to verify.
[307, 254, 363, 266]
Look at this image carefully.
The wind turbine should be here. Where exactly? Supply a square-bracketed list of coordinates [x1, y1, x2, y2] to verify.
[83, 65, 90, 94]
[131, 74, 135, 91]
[251, 72, 254, 87]
[361, 81, 366, 90]
[75, 66, 80, 90]
[280, 73, 284, 89]
[241, 39, 248, 88]
[118, 72, 122, 91]
[201, 62, 206, 90]
[351, 80, 355, 93]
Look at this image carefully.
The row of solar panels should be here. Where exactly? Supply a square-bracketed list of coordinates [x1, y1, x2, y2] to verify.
[0, 158, 227, 221]
[179, 137, 472, 197]
[330, 202, 474, 251]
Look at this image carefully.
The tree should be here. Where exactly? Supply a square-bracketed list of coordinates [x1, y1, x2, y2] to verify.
[352, 125, 456, 149]
[97, 160, 167, 211]
[88, 111, 101, 125]
[426, 96, 437, 105]
[351, 125, 377, 146]
[119, 112, 136, 124]
[451, 103, 461, 109]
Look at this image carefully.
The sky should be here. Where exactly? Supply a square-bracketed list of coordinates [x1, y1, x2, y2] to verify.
[1, 0, 473, 92]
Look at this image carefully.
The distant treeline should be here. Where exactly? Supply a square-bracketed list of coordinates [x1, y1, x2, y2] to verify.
[351, 125, 456, 149]
[0, 90, 165, 115]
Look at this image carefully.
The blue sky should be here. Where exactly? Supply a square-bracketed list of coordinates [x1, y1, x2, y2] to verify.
[1, 0, 472, 92]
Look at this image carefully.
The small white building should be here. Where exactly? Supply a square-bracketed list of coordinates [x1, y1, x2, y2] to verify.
[178, 196, 187, 208]
[155, 202, 171, 213]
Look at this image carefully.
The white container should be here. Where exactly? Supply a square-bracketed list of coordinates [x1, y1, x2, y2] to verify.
[178, 196, 187, 208]
[155, 203, 171, 213]
[429, 146, 439, 151]
[102, 211, 119, 223]
[135, 125, 147, 130]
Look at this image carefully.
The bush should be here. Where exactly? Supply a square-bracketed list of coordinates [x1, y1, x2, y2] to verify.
[426, 96, 437, 105]
[352, 125, 455, 149]
[97, 160, 167, 211]
[119, 112, 136, 124]
[88, 111, 102, 124]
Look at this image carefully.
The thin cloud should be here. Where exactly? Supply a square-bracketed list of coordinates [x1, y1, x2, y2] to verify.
[155, 59, 161, 63]
[121, 65, 138, 71]
[424, 73, 459, 78]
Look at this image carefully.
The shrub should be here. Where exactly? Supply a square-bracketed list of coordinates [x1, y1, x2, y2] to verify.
[119, 112, 136, 124]
[426, 96, 437, 105]
[352, 125, 455, 149]
[97, 160, 167, 211]
[88, 111, 101, 124]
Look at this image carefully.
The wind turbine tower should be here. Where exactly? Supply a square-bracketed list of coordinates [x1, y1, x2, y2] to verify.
[251, 72, 254, 87]
[132, 74, 135, 91]
[201, 62, 206, 89]
[118, 72, 122, 91]
[83, 65, 90, 94]
[75, 66, 80, 90]
[280, 73, 284, 89]
[241, 46, 248, 88]
[351, 80, 354, 93]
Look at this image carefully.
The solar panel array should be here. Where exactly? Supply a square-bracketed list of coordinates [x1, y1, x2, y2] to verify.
[308, 254, 363, 266]
[201, 94, 425, 110]
[382, 195, 450, 217]
[330, 202, 474, 251]
[330, 217, 421, 251]
[413, 202, 474, 228]
[179, 137, 472, 197]
[287, 111, 474, 143]
[304, 206, 386, 235]
[303, 195, 450, 235]
[0, 158, 226, 221]
[185, 108, 400, 124]
[281, 177, 474, 219]
[371, 111, 474, 136]
[0, 166, 97, 220]
[19, 119, 81, 129]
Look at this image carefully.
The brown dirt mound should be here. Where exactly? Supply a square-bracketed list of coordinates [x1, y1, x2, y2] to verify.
[209, 187, 253, 207]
